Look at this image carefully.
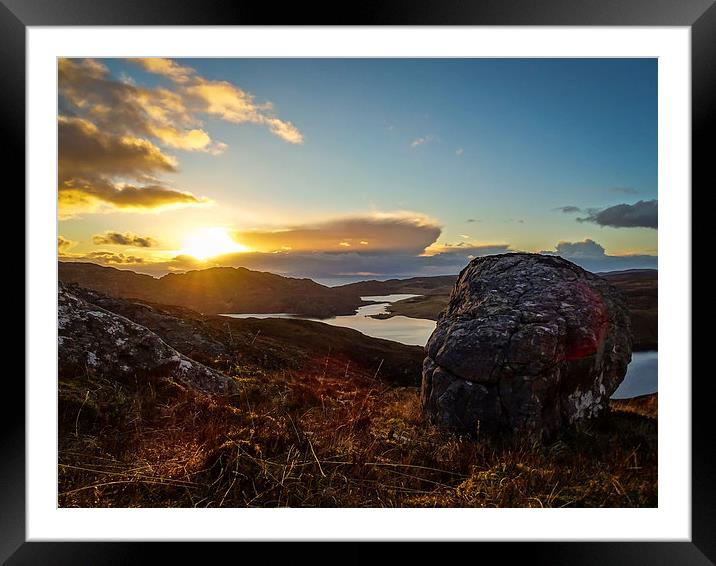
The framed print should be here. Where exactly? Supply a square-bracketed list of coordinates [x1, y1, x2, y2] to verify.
[8, 0, 708, 563]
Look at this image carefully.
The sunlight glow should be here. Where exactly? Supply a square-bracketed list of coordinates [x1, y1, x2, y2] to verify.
[181, 227, 249, 260]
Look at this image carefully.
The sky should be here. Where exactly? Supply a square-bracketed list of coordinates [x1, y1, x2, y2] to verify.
[58, 58, 658, 283]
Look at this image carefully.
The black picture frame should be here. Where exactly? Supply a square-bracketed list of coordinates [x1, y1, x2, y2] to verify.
[8, 1, 707, 563]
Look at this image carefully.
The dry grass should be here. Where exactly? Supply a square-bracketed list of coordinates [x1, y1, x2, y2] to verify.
[58, 357, 657, 508]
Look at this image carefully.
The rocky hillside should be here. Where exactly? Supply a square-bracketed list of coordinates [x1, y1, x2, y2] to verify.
[62, 283, 425, 387]
[59, 262, 365, 317]
[59, 283, 237, 395]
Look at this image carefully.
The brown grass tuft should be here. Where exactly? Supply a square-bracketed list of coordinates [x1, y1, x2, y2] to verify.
[59, 359, 657, 508]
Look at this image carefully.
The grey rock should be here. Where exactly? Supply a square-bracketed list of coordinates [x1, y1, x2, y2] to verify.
[58, 283, 237, 396]
[421, 253, 632, 439]
[64, 284, 229, 360]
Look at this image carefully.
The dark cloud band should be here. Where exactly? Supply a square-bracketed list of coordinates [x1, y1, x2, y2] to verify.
[577, 200, 657, 229]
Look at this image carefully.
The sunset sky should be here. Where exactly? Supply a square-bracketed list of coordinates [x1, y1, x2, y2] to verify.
[58, 58, 657, 283]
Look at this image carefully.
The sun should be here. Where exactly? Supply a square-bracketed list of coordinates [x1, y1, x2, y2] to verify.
[181, 227, 249, 260]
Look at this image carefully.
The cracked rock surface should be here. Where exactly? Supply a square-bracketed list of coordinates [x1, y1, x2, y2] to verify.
[421, 253, 632, 439]
[58, 283, 237, 396]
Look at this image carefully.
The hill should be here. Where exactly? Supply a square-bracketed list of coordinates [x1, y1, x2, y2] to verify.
[63, 283, 424, 386]
[334, 275, 457, 296]
[378, 269, 658, 351]
[601, 270, 658, 351]
[59, 262, 657, 350]
[59, 262, 364, 317]
[59, 284, 657, 508]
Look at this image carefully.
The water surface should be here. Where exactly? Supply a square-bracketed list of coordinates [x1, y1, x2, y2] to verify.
[223, 299, 657, 397]
[221, 294, 437, 347]
[611, 351, 658, 399]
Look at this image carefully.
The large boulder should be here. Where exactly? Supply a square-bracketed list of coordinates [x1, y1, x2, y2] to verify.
[421, 253, 632, 439]
[58, 283, 237, 396]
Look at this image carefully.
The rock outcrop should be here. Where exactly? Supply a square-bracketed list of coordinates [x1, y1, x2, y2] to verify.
[421, 253, 632, 439]
[58, 283, 237, 395]
[65, 284, 229, 361]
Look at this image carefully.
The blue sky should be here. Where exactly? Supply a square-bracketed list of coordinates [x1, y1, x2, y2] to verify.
[58, 58, 658, 280]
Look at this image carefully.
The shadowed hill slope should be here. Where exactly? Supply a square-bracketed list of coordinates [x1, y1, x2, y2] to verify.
[65, 283, 425, 387]
[59, 262, 365, 317]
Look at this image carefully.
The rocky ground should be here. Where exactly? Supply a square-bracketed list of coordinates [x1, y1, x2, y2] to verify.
[58, 281, 657, 508]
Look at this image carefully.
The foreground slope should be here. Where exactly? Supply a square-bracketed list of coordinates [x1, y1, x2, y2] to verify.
[59, 284, 657, 508]
[59, 283, 237, 395]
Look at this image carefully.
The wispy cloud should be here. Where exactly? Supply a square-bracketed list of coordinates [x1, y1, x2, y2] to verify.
[608, 186, 639, 195]
[553, 205, 582, 214]
[455, 148, 464, 156]
[131, 57, 304, 144]
[128, 57, 196, 84]
[410, 135, 434, 148]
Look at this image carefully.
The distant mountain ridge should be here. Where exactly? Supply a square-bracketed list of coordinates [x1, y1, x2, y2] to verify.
[334, 275, 457, 296]
[58, 262, 364, 317]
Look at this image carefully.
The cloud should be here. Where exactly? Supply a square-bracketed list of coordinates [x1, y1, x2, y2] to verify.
[58, 58, 303, 216]
[456, 148, 464, 156]
[184, 77, 303, 144]
[58, 94, 209, 217]
[541, 239, 657, 272]
[92, 231, 158, 247]
[609, 186, 639, 195]
[233, 211, 442, 255]
[59, 59, 210, 152]
[577, 200, 657, 229]
[422, 242, 512, 258]
[410, 135, 434, 148]
[258, 116, 304, 145]
[128, 57, 196, 84]
[83, 251, 146, 265]
[553, 206, 581, 214]
[58, 235, 76, 254]
[465, 218, 481, 223]
[57, 115, 208, 216]
[70, 234, 656, 280]
[59, 116, 177, 180]
[59, 180, 208, 218]
[63, 58, 303, 148]
[552, 239, 606, 258]
[120, 246, 513, 280]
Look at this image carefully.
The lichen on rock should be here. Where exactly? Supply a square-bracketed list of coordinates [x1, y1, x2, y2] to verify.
[58, 283, 237, 396]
